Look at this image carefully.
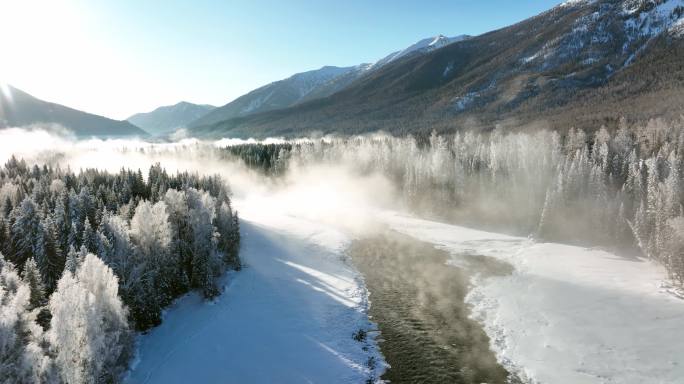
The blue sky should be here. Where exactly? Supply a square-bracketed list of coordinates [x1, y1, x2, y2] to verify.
[0, 0, 562, 119]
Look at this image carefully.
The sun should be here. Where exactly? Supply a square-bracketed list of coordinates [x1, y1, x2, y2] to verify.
[0, 0, 86, 93]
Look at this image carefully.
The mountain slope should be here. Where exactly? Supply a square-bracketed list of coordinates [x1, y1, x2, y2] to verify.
[189, 35, 468, 129]
[192, 0, 684, 138]
[190, 65, 369, 127]
[372, 34, 469, 68]
[0, 85, 147, 137]
[127, 102, 215, 135]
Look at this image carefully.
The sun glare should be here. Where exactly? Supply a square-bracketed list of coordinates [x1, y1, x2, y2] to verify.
[0, 83, 12, 104]
[0, 0, 98, 110]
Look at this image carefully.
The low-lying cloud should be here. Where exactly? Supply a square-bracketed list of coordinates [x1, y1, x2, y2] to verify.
[0, 126, 399, 236]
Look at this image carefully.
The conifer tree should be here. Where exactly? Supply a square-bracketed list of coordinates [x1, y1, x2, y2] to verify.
[21, 257, 46, 310]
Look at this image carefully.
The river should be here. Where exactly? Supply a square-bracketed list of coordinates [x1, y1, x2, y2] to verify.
[349, 230, 520, 383]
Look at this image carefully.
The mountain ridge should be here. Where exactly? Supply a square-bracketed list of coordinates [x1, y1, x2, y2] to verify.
[188, 34, 468, 129]
[0, 85, 147, 138]
[127, 101, 215, 135]
[189, 0, 684, 138]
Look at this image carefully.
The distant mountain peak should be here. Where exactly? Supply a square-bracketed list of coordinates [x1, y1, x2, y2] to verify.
[373, 34, 470, 68]
[559, 0, 597, 8]
[189, 33, 471, 130]
[127, 102, 215, 136]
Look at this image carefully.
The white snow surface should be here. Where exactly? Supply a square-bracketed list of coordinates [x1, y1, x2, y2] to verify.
[623, 0, 684, 39]
[559, 0, 597, 8]
[127, 204, 684, 384]
[125, 199, 383, 384]
[124, 155, 684, 384]
[381, 212, 684, 384]
[127, 200, 684, 384]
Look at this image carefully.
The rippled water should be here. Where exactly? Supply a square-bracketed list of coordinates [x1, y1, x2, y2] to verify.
[349, 231, 518, 384]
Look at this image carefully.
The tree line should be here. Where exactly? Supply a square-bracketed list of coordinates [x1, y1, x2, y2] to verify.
[0, 160, 240, 383]
[221, 118, 684, 284]
[220, 143, 292, 175]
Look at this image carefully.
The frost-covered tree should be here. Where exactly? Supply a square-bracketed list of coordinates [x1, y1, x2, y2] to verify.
[0, 254, 54, 384]
[48, 254, 131, 384]
[81, 218, 98, 255]
[21, 258, 45, 311]
[187, 188, 220, 298]
[665, 217, 684, 284]
[0, 217, 9, 261]
[10, 197, 42, 267]
[128, 200, 173, 327]
[164, 189, 192, 291]
[0, 159, 240, 359]
[246, 122, 683, 282]
[37, 215, 64, 292]
[216, 201, 240, 267]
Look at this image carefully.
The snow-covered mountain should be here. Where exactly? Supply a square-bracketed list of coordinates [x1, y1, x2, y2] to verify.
[189, 65, 369, 128]
[0, 85, 147, 137]
[521, 0, 684, 72]
[191, 0, 684, 138]
[189, 35, 467, 128]
[373, 34, 469, 68]
[127, 101, 215, 135]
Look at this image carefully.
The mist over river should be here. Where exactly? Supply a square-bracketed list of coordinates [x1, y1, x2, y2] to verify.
[349, 231, 519, 384]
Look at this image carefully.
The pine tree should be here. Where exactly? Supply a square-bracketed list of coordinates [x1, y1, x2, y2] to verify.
[38, 215, 64, 292]
[230, 211, 241, 269]
[164, 189, 191, 290]
[0, 217, 9, 257]
[187, 189, 220, 298]
[10, 197, 42, 268]
[0, 254, 53, 383]
[81, 217, 98, 254]
[64, 245, 82, 274]
[68, 220, 79, 251]
[2, 196, 12, 218]
[21, 257, 46, 310]
[52, 190, 70, 253]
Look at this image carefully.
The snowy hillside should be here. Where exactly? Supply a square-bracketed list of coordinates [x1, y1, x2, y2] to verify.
[189, 34, 466, 129]
[373, 34, 469, 68]
[189, 65, 366, 127]
[525, 0, 684, 72]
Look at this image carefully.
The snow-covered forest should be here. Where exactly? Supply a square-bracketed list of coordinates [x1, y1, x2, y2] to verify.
[0, 159, 240, 383]
[224, 119, 684, 283]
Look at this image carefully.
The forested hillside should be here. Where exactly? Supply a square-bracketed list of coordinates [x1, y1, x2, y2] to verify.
[0, 161, 240, 383]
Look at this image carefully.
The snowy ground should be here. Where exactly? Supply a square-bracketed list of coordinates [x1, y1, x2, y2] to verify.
[126, 176, 684, 384]
[382, 212, 684, 384]
[125, 203, 382, 384]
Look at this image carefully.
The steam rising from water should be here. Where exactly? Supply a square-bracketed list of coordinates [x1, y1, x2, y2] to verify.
[0, 127, 398, 235]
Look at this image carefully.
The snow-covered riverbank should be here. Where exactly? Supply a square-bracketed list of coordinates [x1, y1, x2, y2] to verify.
[126, 179, 684, 384]
[383, 212, 684, 384]
[125, 210, 383, 383]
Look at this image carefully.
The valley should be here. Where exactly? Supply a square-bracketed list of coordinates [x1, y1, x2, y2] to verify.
[3, 1, 684, 383]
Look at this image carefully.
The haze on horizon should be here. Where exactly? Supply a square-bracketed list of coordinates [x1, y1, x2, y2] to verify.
[0, 0, 561, 120]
